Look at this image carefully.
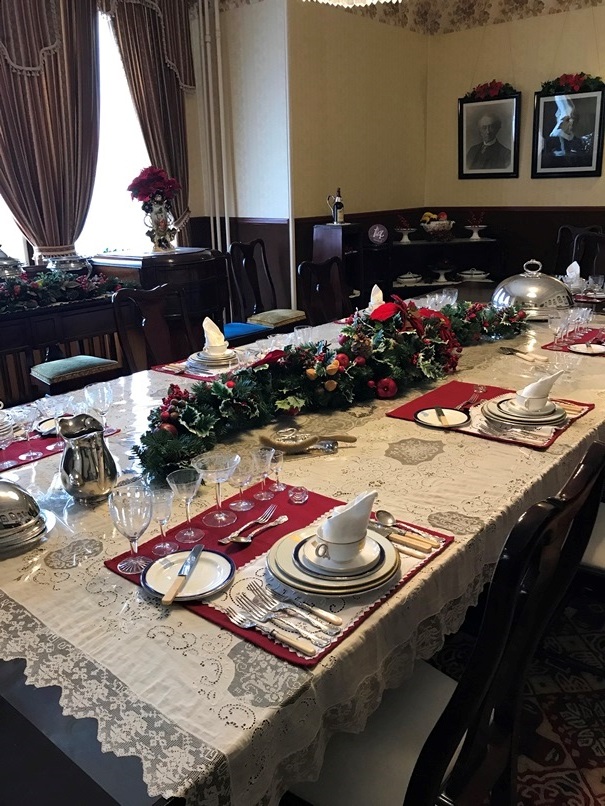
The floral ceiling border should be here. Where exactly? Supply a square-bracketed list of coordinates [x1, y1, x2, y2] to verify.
[218, 0, 605, 35]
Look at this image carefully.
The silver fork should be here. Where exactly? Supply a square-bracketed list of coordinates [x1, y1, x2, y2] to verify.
[456, 384, 487, 411]
[247, 581, 341, 635]
[249, 581, 343, 627]
[224, 607, 316, 656]
[234, 594, 331, 648]
[218, 504, 277, 544]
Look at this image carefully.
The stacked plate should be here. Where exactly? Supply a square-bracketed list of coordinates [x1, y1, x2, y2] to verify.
[481, 396, 568, 428]
[267, 527, 401, 595]
[395, 273, 422, 286]
[459, 269, 489, 280]
[186, 349, 237, 374]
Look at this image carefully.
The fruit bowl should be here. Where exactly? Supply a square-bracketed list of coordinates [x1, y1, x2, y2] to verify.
[421, 220, 455, 240]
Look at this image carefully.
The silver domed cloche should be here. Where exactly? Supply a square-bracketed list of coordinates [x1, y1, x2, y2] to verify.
[0, 245, 22, 280]
[0, 479, 49, 557]
[491, 259, 573, 321]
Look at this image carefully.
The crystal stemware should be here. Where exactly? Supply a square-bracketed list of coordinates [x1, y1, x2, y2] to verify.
[108, 481, 153, 574]
[228, 455, 255, 511]
[251, 447, 275, 501]
[13, 404, 43, 461]
[269, 449, 286, 492]
[192, 451, 241, 527]
[150, 488, 178, 557]
[84, 382, 114, 434]
[166, 467, 205, 544]
[36, 396, 65, 451]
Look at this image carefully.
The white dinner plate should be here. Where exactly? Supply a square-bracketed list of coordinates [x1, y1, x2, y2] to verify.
[568, 343, 605, 355]
[296, 534, 383, 578]
[482, 400, 567, 427]
[498, 397, 557, 417]
[267, 527, 400, 595]
[413, 407, 471, 429]
[141, 550, 235, 602]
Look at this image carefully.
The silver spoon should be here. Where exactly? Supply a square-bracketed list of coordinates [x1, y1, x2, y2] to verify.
[374, 510, 442, 547]
[228, 514, 289, 543]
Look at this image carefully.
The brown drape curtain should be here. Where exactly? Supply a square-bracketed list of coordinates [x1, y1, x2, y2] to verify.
[0, 0, 99, 260]
[99, 0, 195, 245]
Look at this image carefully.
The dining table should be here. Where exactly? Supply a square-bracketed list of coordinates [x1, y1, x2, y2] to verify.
[0, 316, 604, 806]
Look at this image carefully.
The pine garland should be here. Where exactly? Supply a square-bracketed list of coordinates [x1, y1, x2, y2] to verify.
[134, 298, 527, 480]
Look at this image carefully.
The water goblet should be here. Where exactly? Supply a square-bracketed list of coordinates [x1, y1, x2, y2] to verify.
[13, 404, 43, 461]
[150, 488, 178, 557]
[166, 467, 205, 544]
[108, 481, 153, 574]
[84, 382, 114, 434]
[228, 456, 255, 511]
[192, 451, 241, 527]
[36, 396, 65, 451]
[0, 414, 18, 470]
[269, 449, 286, 492]
[251, 447, 275, 501]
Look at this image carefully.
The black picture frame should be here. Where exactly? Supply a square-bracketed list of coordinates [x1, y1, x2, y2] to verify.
[458, 94, 520, 179]
[531, 90, 605, 178]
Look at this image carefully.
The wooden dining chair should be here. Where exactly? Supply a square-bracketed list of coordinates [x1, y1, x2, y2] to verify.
[290, 440, 605, 806]
[297, 256, 353, 326]
[554, 224, 602, 275]
[112, 284, 198, 373]
[228, 239, 306, 332]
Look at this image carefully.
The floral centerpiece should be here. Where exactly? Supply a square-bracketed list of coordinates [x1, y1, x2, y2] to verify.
[541, 73, 605, 95]
[0, 270, 135, 315]
[441, 301, 527, 346]
[465, 80, 518, 101]
[127, 166, 181, 252]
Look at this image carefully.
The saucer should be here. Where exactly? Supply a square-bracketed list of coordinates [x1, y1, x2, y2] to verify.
[297, 534, 382, 576]
[568, 343, 605, 355]
[499, 397, 556, 417]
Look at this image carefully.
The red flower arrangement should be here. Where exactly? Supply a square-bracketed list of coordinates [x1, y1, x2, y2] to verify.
[127, 166, 181, 203]
[465, 80, 518, 101]
[541, 72, 605, 95]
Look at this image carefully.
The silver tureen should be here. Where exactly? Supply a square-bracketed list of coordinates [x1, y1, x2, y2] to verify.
[491, 259, 573, 321]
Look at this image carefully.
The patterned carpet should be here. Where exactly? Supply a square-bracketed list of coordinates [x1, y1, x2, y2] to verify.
[429, 573, 605, 806]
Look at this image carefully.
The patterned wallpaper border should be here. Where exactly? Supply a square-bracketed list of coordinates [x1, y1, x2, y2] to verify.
[218, 0, 605, 35]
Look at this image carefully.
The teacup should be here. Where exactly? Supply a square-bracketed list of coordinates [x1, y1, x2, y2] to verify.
[205, 343, 228, 356]
[313, 524, 366, 564]
[514, 393, 549, 413]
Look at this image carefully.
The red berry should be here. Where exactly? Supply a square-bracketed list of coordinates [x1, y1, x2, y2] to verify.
[160, 411, 170, 422]
[226, 380, 235, 389]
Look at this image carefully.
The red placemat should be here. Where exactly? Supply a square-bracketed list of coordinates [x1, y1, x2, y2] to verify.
[386, 380, 594, 450]
[542, 327, 605, 354]
[0, 435, 64, 469]
[105, 484, 453, 666]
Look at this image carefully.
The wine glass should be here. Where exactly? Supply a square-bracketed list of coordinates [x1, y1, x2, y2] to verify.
[269, 449, 286, 492]
[228, 455, 255, 511]
[36, 396, 65, 451]
[192, 451, 241, 527]
[84, 382, 113, 434]
[12, 404, 43, 461]
[0, 413, 18, 470]
[150, 488, 178, 557]
[166, 467, 205, 544]
[251, 447, 275, 501]
[108, 481, 153, 574]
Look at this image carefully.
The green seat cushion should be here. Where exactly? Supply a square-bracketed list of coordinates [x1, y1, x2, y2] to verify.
[30, 356, 119, 384]
[248, 309, 306, 327]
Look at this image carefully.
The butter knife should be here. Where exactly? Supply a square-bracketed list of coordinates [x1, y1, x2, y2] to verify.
[369, 520, 441, 548]
[434, 406, 450, 427]
[161, 544, 204, 605]
[367, 522, 432, 556]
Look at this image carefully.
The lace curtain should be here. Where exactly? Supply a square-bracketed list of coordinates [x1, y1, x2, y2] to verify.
[0, 0, 100, 260]
[99, 0, 196, 245]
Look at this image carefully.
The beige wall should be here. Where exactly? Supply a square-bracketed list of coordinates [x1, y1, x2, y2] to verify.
[221, 0, 290, 218]
[426, 6, 605, 206]
[288, 0, 428, 217]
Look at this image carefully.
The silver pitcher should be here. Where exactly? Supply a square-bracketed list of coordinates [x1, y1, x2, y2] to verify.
[58, 414, 117, 501]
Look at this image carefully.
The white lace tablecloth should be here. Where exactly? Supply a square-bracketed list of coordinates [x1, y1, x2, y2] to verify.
[1, 321, 604, 805]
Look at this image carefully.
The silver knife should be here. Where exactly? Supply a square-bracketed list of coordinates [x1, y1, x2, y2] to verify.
[368, 520, 441, 548]
[161, 544, 205, 605]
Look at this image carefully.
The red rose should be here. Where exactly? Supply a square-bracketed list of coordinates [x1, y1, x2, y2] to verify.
[376, 377, 397, 398]
[338, 334, 347, 345]
[369, 302, 399, 321]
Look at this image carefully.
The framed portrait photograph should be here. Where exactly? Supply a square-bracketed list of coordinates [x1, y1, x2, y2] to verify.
[458, 94, 520, 179]
[531, 90, 605, 178]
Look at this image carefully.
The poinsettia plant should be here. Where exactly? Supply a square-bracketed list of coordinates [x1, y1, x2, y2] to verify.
[465, 80, 518, 101]
[127, 166, 181, 203]
[541, 72, 605, 95]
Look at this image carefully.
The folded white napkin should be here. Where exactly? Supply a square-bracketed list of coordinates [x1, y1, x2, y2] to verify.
[322, 491, 377, 542]
[518, 369, 564, 399]
[203, 317, 228, 351]
[367, 284, 384, 313]
[565, 261, 580, 281]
